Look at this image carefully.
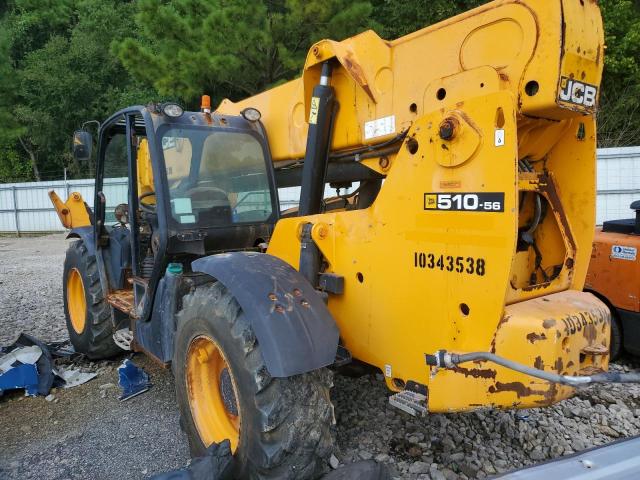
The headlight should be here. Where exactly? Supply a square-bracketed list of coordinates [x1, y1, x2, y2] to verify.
[241, 107, 261, 122]
[163, 103, 184, 118]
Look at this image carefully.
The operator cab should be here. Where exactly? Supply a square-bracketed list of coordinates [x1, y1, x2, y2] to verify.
[73, 102, 279, 349]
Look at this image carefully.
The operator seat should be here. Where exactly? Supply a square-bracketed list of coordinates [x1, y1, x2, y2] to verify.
[137, 138, 155, 209]
[188, 184, 233, 224]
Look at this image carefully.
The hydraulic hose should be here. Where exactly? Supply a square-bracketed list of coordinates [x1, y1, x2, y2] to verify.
[425, 350, 640, 386]
[329, 129, 408, 161]
[525, 194, 542, 238]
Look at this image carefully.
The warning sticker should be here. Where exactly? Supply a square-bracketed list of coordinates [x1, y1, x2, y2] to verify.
[309, 97, 320, 125]
[611, 245, 637, 261]
[364, 115, 396, 140]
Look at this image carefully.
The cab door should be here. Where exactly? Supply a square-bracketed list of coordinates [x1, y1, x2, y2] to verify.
[95, 110, 167, 317]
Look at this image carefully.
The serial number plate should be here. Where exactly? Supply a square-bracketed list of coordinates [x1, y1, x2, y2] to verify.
[424, 192, 504, 212]
[414, 252, 486, 276]
[561, 311, 607, 336]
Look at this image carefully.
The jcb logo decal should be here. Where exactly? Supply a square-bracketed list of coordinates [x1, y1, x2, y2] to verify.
[424, 194, 437, 209]
[558, 77, 598, 108]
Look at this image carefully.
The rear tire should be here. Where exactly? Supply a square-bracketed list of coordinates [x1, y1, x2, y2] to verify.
[63, 240, 121, 359]
[610, 313, 623, 361]
[173, 282, 335, 479]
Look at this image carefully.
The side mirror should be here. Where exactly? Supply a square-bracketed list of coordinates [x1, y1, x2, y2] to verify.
[72, 130, 93, 162]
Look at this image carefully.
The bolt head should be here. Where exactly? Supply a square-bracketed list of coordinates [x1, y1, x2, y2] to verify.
[439, 117, 458, 141]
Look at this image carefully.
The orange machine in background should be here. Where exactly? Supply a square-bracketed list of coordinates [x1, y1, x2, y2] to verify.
[586, 201, 640, 359]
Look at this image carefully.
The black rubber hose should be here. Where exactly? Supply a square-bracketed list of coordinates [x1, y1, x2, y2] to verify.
[426, 350, 640, 386]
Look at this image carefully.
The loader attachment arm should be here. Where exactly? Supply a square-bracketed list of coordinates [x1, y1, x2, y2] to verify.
[216, 0, 614, 411]
[48, 190, 92, 229]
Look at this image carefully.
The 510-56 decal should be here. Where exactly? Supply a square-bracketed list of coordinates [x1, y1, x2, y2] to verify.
[424, 192, 504, 212]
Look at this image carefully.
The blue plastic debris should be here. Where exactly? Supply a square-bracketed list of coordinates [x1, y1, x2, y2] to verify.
[0, 363, 40, 396]
[118, 359, 151, 401]
[0, 334, 55, 396]
[0, 334, 95, 398]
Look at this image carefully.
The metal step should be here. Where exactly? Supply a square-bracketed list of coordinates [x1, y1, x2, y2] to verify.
[332, 344, 352, 367]
[389, 390, 428, 417]
[113, 328, 133, 351]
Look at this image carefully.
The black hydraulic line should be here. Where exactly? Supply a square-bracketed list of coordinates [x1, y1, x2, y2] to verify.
[332, 145, 402, 164]
[299, 62, 336, 217]
[425, 350, 640, 386]
[275, 162, 383, 189]
[329, 129, 408, 160]
[275, 134, 405, 173]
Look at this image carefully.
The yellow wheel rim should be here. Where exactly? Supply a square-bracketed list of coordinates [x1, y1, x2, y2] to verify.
[67, 268, 86, 334]
[186, 335, 241, 452]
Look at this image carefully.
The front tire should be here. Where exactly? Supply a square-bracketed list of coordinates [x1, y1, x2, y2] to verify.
[173, 282, 334, 479]
[63, 240, 121, 359]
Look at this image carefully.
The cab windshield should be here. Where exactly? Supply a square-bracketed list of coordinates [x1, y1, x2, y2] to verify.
[159, 127, 274, 226]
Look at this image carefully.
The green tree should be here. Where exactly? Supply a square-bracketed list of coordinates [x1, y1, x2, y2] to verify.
[0, 27, 23, 145]
[114, 0, 377, 107]
[0, 21, 28, 180]
[1, 0, 639, 184]
[0, 0, 156, 181]
[371, 0, 486, 38]
[598, 0, 640, 147]
[6, 0, 75, 62]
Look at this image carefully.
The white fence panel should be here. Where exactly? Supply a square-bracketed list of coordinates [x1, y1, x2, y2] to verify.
[1, 147, 639, 233]
[596, 146, 640, 225]
[0, 178, 125, 234]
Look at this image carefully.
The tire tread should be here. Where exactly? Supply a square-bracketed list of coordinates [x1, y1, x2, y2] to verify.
[175, 282, 334, 479]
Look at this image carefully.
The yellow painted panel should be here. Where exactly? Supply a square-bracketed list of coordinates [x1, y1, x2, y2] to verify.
[259, 0, 606, 412]
[217, 1, 605, 162]
[270, 88, 520, 387]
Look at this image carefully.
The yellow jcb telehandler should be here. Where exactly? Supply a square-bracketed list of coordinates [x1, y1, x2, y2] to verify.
[49, 1, 640, 477]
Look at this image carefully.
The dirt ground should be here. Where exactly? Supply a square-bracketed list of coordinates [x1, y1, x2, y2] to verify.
[1, 234, 640, 480]
[0, 235, 190, 479]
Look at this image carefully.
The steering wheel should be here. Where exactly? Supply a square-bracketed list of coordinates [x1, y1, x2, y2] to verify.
[186, 185, 229, 205]
[139, 191, 156, 213]
[185, 185, 229, 203]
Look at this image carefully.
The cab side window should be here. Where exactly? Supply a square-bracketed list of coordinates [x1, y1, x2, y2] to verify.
[102, 132, 129, 225]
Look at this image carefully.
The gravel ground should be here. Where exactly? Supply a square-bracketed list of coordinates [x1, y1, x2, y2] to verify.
[1, 234, 640, 480]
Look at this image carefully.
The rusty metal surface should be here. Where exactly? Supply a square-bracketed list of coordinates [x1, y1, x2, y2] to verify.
[106, 289, 136, 318]
[428, 291, 610, 411]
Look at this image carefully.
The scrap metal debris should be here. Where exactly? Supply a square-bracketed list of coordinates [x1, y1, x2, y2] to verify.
[0, 334, 55, 396]
[55, 366, 97, 388]
[118, 359, 151, 401]
[0, 345, 42, 370]
[0, 333, 95, 397]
